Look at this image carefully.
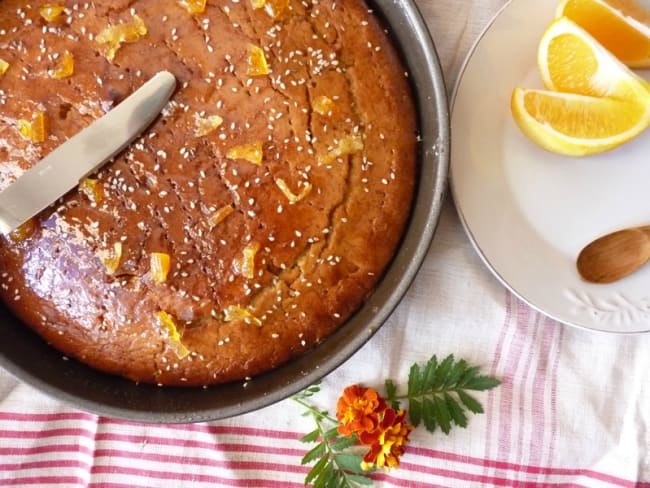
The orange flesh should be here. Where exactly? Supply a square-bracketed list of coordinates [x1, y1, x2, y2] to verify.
[561, 0, 650, 66]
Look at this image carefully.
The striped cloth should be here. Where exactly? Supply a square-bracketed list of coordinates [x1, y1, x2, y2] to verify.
[3, 203, 650, 487]
[3, 0, 650, 485]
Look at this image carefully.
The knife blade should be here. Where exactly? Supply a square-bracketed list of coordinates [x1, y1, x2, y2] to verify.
[0, 70, 177, 235]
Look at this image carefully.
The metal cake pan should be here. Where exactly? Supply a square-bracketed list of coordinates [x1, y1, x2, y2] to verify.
[0, 0, 449, 423]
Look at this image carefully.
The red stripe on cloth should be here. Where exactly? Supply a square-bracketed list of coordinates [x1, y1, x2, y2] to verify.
[406, 447, 638, 487]
[385, 461, 545, 487]
[514, 312, 542, 468]
[90, 465, 304, 487]
[1, 418, 639, 487]
[546, 317, 564, 470]
[0, 444, 93, 456]
[0, 413, 302, 442]
[496, 298, 532, 463]
[88, 484, 141, 488]
[384, 460, 638, 488]
[485, 289, 514, 463]
[92, 448, 307, 474]
[526, 314, 550, 469]
[0, 459, 89, 471]
[92, 431, 287, 452]
[0, 427, 96, 439]
[99, 418, 303, 441]
[0, 412, 96, 422]
[1, 476, 86, 486]
[95, 443, 303, 460]
[199, 442, 304, 456]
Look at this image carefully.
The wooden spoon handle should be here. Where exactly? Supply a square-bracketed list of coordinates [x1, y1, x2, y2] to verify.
[577, 227, 650, 284]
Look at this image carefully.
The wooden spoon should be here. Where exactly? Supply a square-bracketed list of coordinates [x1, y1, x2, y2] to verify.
[577, 226, 650, 283]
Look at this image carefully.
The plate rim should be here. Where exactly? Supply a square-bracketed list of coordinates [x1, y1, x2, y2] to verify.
[448, 0, 650, 335]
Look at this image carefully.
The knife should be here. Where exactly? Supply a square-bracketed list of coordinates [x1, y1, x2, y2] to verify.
[0, 70, 177, 235]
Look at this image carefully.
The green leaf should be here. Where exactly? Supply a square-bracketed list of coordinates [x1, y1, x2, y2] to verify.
[305, 455, 329, 484]
[330, 435, 358, 452]
[422, 396, 437, 433]
[302, 441, 327, 465]
[422, 355, 438, 390]
[408, 362, 421, 397]
[457, 389, 484, 414]
[445, 392, 468, 428]
[463, 375, 502, 391]
[399, 354, 499, 437]
[444, 358, 468, 388]
[300, 428, 321, 443]
[432, 394, 452, 434]
[346, 474, 374, 486]
[333, 453, 365, 474]
[409, 397, 422, 427]
[385, 379, 400, 410]
[457, 365, 481, 386]
[323, 426, 340, 440]
[313, 461, 334, 488]
[433, 354, 454, 388]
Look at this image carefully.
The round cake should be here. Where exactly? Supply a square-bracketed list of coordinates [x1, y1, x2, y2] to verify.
[0, 0, 416, 386]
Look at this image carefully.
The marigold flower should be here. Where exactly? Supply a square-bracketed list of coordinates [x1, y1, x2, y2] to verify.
[336, 385, 387, 437]
[359, 408, 413, 471]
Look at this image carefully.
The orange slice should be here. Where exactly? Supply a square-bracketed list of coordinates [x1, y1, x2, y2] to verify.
[538, 17, 650, 100]
[511, 87, 650, 156]
[556, 0, 650, 67]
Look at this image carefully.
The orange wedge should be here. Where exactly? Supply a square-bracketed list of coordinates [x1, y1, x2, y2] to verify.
[556, 0, 650, 68]
[511, 88, 650, 156]
[537, 17, 650, 99]
[511, 16, 650, 156]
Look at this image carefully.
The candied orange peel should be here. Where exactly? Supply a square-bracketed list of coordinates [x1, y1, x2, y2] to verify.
[96, 14, 148, 62]
[207, 204, 234, 228]
[179, 0, 207, 14]
[275, 178, 312, 204]
[312, 95, 334, 116]
[233, 242, 260, 279]
[18, 112, 47, 143]
[194, 113, 223, 137]
[51, 51, 74, 79]
[150, 252, 171, 284]
[39, 4, 65, 22]
[79, 178, 104, 204]
[156, 311, 190, 359]
[264, 0, 289, 18]
[318, 134, 364, 165]
[247, 45, 269, 76]
[226, 141, 264, 165]
[0, 59, 9, 77]
[223, 305, 262, 326]
[100, 242, 123, 275]
[9, 219, 37, 243]
[251, 0, 288, 18]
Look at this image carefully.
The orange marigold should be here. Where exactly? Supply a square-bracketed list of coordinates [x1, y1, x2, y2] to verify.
[359, 408, 413, 471]
[336, 385, 387, 437]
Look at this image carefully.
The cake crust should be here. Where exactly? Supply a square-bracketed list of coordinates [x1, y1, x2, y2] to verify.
[0, 0, 416, 385]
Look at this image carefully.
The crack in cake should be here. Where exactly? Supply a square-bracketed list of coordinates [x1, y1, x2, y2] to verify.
[0, 0, 416, 386]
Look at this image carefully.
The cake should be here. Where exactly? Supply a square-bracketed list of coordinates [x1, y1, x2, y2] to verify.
[0, 0, 416, 386]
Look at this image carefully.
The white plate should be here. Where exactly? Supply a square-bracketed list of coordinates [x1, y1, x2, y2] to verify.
[450, 0, 650, 333]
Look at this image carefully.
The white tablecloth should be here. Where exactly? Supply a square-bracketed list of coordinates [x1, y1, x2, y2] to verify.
[3, 0, 650, 486]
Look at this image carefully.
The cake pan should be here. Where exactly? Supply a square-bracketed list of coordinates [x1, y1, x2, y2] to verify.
[0, 0, 449, 422]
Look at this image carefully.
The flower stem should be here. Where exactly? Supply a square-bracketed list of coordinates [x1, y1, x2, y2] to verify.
[291, 395, 338, 424]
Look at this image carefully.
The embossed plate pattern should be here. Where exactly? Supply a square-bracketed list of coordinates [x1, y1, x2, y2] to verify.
[450, 0, 650, 333]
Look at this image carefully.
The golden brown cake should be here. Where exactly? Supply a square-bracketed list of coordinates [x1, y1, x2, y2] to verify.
[0, 0, 416, 385]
